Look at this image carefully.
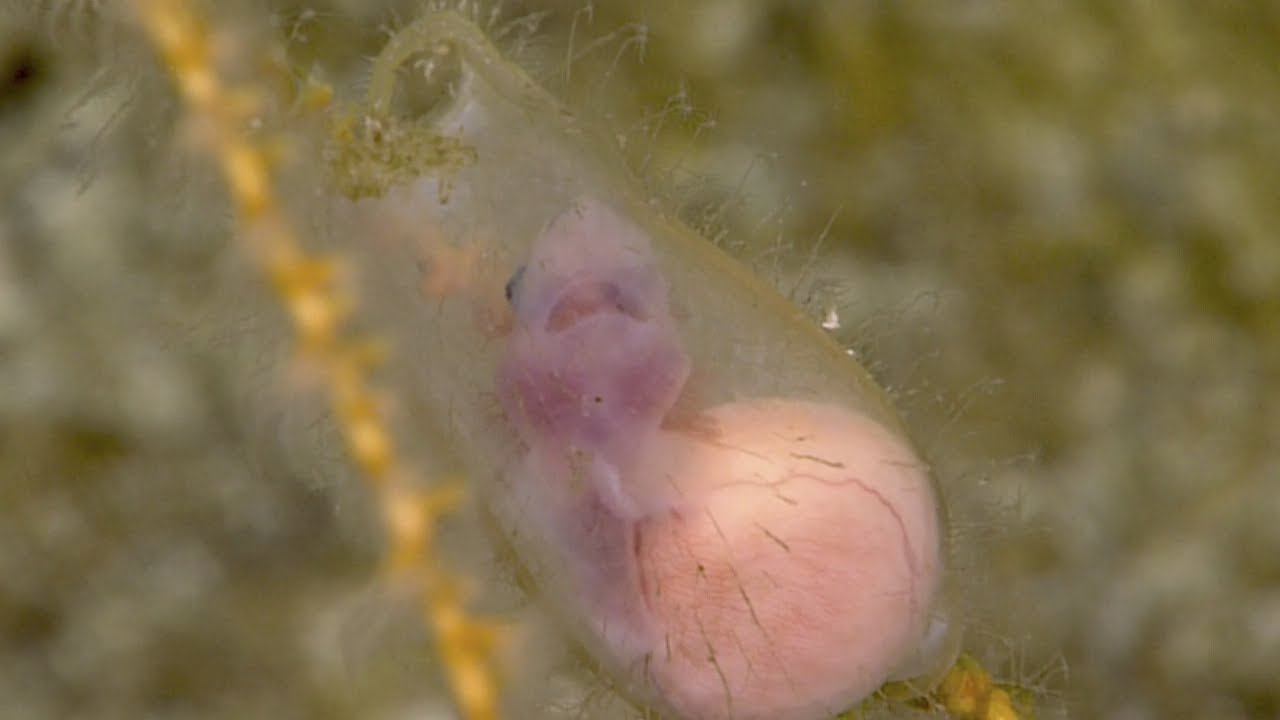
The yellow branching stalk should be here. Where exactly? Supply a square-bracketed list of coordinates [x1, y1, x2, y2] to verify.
[133, 2, 500, 718]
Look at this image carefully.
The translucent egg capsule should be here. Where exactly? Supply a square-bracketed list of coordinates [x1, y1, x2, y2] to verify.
[331, 11, 955, 720]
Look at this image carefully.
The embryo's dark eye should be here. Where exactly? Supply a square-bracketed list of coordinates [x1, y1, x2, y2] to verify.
[504, 264, 526, 304]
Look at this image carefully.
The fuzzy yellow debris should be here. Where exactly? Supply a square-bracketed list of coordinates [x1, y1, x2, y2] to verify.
[935, 654, 1029, 720]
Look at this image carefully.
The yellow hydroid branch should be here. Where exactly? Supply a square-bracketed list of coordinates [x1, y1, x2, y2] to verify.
[132, 2, 500, 718]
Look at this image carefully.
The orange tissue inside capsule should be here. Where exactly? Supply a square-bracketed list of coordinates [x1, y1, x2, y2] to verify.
[545, 279, 650, 333]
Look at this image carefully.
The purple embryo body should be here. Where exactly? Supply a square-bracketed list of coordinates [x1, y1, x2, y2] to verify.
[497, 197, 691, 498]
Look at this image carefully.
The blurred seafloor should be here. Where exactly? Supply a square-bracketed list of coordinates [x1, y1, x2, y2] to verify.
[1, 1, 1278, 719]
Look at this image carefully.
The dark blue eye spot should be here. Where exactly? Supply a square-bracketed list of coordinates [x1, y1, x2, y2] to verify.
[505, 264, 526, 305]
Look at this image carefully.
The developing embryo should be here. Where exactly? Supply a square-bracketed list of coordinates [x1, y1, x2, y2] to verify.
[493, 197, 946, 720]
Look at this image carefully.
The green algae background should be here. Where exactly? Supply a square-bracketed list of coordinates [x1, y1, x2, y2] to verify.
[2, 1, 1278, 719]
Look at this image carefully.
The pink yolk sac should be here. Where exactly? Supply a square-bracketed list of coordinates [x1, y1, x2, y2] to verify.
[631, 399, 943, 720]
[496, 198, 945, 720]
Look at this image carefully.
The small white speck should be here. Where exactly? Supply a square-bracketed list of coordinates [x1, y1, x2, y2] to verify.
[821, 306, 840, 331]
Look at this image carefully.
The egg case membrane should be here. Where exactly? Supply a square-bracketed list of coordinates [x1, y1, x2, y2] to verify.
[327, 12, 948, 718]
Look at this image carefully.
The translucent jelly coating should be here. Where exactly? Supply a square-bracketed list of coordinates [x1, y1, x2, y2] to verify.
[495, 198, 941, 720]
